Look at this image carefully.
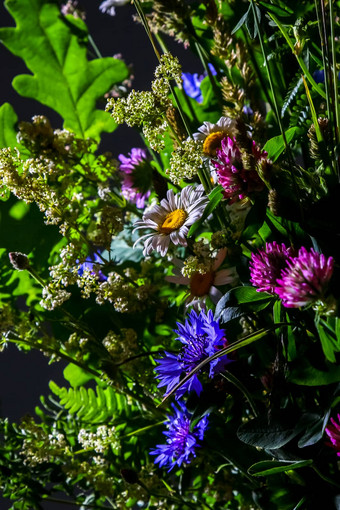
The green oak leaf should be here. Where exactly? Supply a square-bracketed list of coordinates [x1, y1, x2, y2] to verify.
[0, 0, 128, 140]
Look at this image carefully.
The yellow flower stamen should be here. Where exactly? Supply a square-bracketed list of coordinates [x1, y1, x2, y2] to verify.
[159, 209, 187, 234]
[203, 131, 227, 157]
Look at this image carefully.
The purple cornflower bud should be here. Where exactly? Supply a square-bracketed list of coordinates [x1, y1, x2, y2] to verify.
[275, 247, 334, 308]
[249, 242, 295, 294]
[325, 413, 340, 457]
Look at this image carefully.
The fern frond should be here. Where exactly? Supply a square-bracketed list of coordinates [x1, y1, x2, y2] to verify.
[282, 72, 303, 118]
[49, 381, 133, 424]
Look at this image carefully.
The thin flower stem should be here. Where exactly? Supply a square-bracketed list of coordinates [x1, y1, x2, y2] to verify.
[155, 31, 199, 124]
[251, 2, 303, 220]
[250, 1, 287, 148]
[268, 12, 326, 99]
[209, 449, 260, 487]
[88, 34, 102, 59]
[194, 40, 223, 109]
[133, 0, 161, 62]
[121, 420, 165, 438]
[220, 371, 258, 417]
[312, 465, 340, 489]
[329, 0, 340, 181]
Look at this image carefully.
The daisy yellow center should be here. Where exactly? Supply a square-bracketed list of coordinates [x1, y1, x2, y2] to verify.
[190, 271, 215, 297]
[203, 131, 226, 156]
[159, 209, 187, 234]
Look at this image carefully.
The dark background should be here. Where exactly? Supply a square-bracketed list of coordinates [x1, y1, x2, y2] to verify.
[0, 1, 201, 507]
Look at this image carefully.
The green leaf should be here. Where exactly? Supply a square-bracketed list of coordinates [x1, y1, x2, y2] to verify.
[63, 363, 93, 387]
[215, 286, 274, 324]
[258, 1, 293, 17]
[248, 459, 313, 477]
[237, 412, 304, 449]
[188, 185, 224, 237]
[231, 5, 251, 35]
[263, 127, 299, 161]
[0, 102, 18, 148]
[297, 411, 331, 448]
[288, 360, 340, 386]
[0, 0, 128, 140]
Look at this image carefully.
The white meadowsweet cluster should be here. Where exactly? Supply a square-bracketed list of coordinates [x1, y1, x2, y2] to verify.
[78, 425, 120, 454]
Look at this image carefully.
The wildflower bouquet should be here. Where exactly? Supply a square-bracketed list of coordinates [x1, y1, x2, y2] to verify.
[1, 0, 340, 508]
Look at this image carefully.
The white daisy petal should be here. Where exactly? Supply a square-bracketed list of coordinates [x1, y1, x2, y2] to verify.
[133, 185, 208, 257]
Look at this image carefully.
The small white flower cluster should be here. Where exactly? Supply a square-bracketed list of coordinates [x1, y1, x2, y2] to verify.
[21, 420, 68, 467]
[78, 425, 120, 454]
[40, 284, 71, 311]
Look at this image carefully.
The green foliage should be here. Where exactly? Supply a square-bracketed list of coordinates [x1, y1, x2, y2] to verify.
[263, 127, 299, 161]
[0, 0, 128, 140]
[49, 381, 134, 423]
[0, 102, 18, 148]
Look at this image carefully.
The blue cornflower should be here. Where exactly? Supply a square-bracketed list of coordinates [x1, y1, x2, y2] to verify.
[150, 402, 209, 471]
[182, 64, 217, 104]
[312, 69, 340, 84]
[154, 309, 230, 399]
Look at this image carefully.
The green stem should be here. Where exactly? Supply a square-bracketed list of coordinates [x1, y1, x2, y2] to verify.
[133, 0, 161, 62]
[88, 34, 102, 59]
[312, 466, 340, 489]
[329, 0, 340, 181]
[121, 420, 165, 438]
[194, 40, 223, 109]
[220, 371, 258, 417]
[269, 12, 326, 99]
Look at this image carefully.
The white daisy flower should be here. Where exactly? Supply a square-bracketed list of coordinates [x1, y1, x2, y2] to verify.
[133, 185, 208, 257]
[166, 248, 239, 307]
[193, 116, 237, 158]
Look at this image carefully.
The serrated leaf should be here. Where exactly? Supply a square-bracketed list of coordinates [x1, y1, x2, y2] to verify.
[0, 102, 18, 148]
[248, 459, 313, 477]
[0, 0, 128, 140]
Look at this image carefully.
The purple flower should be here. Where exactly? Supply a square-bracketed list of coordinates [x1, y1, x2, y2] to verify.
[213, 137, 265, 203]
[275, 247, 334, 308]
[150, 402, 209, 471]
[118, 148, 152, 209]
[78, 252, 107, 282]
[154, 309, 230, 399]
[250, 242, 295, 294]
[182, 64, 217, 103]
[325, 413, 340, 457]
